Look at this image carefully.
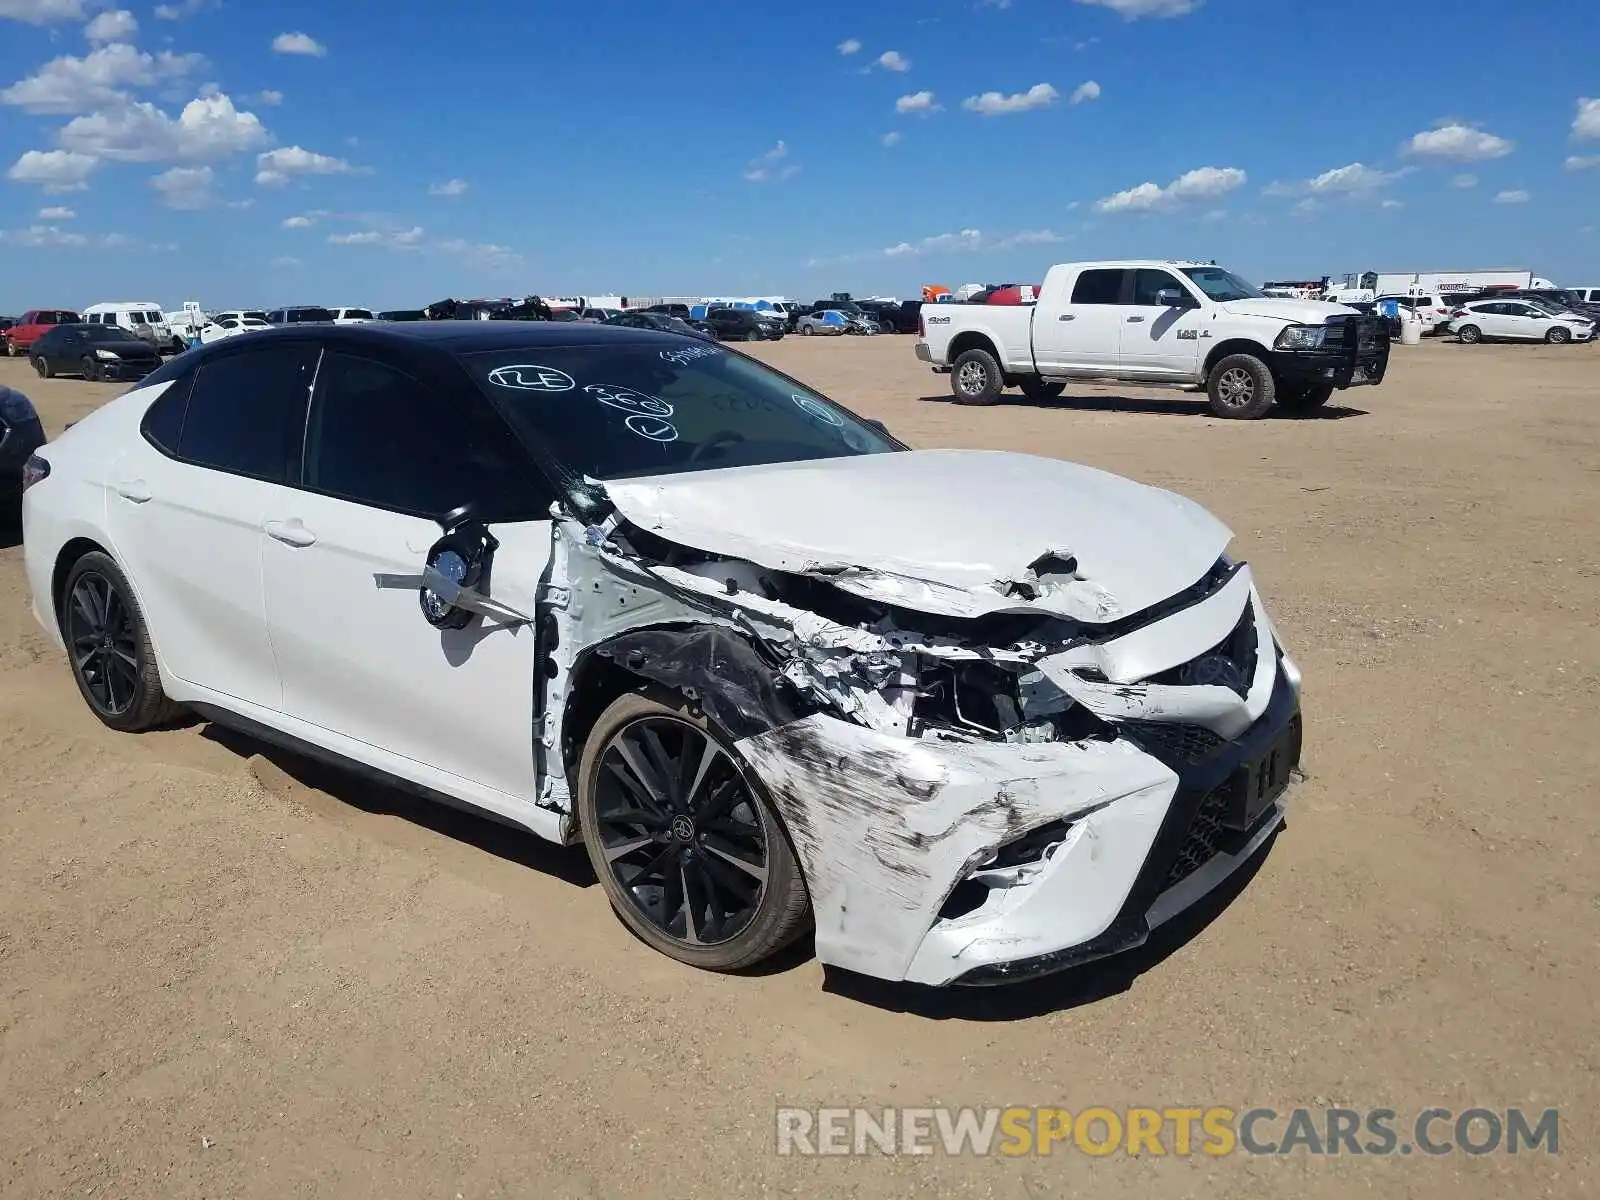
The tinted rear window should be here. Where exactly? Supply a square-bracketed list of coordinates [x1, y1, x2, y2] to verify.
[1070, 269, 1123, 304]
[177, 346, 315, 482]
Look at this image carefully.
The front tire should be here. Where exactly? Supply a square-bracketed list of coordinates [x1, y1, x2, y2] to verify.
[1019, 377, 1066, 402]
[60, 552, 181, 733]
[801, 324, 813, 336]
[950, 347, 1005, 405]
[577, 692, 810, 972]
[1457, 324, 1481, 344]
[1277, 383, 1334, 413]
[80, 356, 99, 382]
[1546, 326, 1570, 345]
[1206, 352, 1276, 419]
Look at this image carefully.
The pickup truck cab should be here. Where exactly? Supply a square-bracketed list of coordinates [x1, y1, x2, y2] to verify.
[915, 260, 1390, 419]
[6, 309, 81, 357]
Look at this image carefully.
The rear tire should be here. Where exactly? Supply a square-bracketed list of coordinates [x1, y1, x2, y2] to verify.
[1457, 324, 1481, 344]
[1277, 383, 1334, 413]
[1206, 353, 1276, 419]
[577, 691, 810, 972]
[950, 347, 1005, 405]
[1019, 378, 1066, 402]
[1546, 326, 1570, 345]
[33, 356, 52, 379]
[60, 551, 182, 733]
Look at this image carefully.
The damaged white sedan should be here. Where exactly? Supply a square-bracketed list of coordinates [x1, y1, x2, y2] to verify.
[21, 321, 1302, 987]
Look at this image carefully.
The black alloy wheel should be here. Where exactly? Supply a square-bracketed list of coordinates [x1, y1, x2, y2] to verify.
[66, 569, 140, 718]
[578, 693, 810, 971]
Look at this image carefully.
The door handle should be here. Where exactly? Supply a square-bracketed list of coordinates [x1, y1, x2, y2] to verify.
[1127, 316, 1147, 323]
[265, 519, 317, 548]
[114, 479, 151, 503]
[1057, 314, 1076, 321]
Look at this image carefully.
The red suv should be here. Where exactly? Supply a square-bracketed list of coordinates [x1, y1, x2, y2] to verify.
[6, 309, 81, 357]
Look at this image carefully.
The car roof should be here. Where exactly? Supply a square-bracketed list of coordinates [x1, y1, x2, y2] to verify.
[187, 319, 688, 356]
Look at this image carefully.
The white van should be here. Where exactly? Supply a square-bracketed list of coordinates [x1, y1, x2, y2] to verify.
[82, 301, 177, 352]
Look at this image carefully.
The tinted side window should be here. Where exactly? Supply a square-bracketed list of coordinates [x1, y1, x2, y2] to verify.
[178, 346, 315, 482]
[1071, 269, 1124, 305]
[1133, 269, 1188, 306]
[303, 353, 550, 521]
[141, 374, 193, 455]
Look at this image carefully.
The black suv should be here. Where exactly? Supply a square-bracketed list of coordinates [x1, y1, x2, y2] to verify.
[703, 308, 783, 342]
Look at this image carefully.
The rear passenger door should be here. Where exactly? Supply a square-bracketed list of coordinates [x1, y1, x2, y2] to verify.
[106, 342, 318, 710]
[1031, 268, 1125, 373]
[259, 349, 556, 811]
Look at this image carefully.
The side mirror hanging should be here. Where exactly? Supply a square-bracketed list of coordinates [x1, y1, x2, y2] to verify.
[420, 504, 500, 630]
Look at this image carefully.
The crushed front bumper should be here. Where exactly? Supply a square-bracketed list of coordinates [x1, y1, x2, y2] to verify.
[736, 652, 1301, 987]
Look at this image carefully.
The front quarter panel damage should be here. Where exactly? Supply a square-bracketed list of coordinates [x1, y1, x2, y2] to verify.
[736, 716, 1177, 983]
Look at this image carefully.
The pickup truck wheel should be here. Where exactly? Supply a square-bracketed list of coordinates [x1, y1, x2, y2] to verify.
[951, 348, 1005, 405]
[1019, 378, 1066, 402]
[1278, 383, 1333, 413]
[1206, 353, 1275, 419]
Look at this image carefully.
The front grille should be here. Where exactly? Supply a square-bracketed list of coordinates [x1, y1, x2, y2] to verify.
[1162, 783, 1234, 891]
[1121, 721, 1228, 764]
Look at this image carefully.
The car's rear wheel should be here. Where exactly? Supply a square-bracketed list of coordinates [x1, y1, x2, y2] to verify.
[1206, 353, 1276, 419]
[1457, 324, 1481, 344]
[33, 355, 52, 379]
[1546, 326, 1570, 344]
[61, 552, 181, 732]
[80, 356, 99, 382]
[577, 692, 810, 972]
[950, 347, 1005, 405]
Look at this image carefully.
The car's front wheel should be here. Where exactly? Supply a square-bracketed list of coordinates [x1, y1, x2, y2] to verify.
[577, 692, 810, 972]
[1206, 353, 1276, 419]
[1546, 326, 1570, 345]
[60, 551, 181, 732]
[80, 356, 99, 382]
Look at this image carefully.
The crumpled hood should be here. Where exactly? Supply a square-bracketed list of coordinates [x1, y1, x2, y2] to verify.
[604, 449, 1232, 622]
[1218, 297, 1356, 324]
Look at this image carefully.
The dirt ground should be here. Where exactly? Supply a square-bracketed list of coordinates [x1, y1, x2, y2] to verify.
[1, 336, 1595, 1199]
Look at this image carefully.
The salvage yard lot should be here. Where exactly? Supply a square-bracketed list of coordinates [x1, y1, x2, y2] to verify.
[1, 338, 1595, 1198]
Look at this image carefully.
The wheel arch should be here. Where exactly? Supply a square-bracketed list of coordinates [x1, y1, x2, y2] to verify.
[1203, 338, 1273, 377]
[947, 330, 1000, 364]
[51, 536, 112, 627]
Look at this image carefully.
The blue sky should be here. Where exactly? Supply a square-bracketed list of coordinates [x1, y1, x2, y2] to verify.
[2, 0, 1597, 310]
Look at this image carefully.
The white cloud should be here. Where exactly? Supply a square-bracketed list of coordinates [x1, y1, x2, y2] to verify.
[1575, 98, 1600, 141]
[881, 131, 902, 147]
[84, 9, 137, 43]
[1069, 80, 1101, 104]
[0, 223, 90, 247]
[255, 144, 356, 185]
[272, 254, 302, 267]
[1566, 155, 1600, 171]
[962, 82, 1059, 116]
[1401, 122, 1514, 162]
[1096, 165, 1246, 212]
[1450, 173, 1477, 188]
[38, 204, 75, 219]
[1264, 162, 1410, 199]
[435, 237, 523, 272]
[895, 89, 938, 115]
[1073, 0, 1199, 18]
[7, 148, 97, 190]
[282, 214, 315, 228]
[60, 90, 268, 162]
[742, 140, 798, 183]
[0, 0, 85, 24]
[1493, 189, 1530, 205]
[0, 43, 204, 115]
[877, 50, 910, 72]
[820, 227, 1062, 266]
[271, 31, 325, 57]
[429, 178, 468, 196]
[837, 37, 861, 55]
[153, 0, 219, 16]
[328, 225, 424, 249]
[251, 89, 283, 106]
[150, 164, 213, 208]
[1380, 198, 1403, 210]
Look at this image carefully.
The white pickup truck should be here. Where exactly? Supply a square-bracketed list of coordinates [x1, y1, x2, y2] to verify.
[915, 260, 1391, 419]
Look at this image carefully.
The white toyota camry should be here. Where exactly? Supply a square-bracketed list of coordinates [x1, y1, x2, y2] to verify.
[20, 322, 1302, 987]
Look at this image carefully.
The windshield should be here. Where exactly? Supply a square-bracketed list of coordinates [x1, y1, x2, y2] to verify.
[291, 308, 335, 322]
[467, 341, 897, 482]
[1180, 266, 1264, 302]
[344, 308, 374, 319]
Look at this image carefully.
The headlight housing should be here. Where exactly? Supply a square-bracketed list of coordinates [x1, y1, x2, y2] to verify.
[0, 385, 39, 422]
[1275, 324, 1328, 351]
[94, 348, 119, 360]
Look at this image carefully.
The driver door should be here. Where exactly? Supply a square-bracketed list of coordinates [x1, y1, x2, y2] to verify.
[259, 347, 557, 812]
[1118, 268, 1211, 377]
